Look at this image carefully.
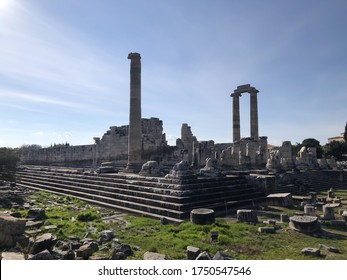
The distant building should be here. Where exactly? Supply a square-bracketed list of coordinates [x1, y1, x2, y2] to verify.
[328, 133, 345, 143]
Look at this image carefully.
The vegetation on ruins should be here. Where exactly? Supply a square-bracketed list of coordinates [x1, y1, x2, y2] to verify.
[292, 138, 324, 158]
[324, 122, 347, 160]
[2, 190, 347, 260]
[291, 137, 347, 160]
[324, 141, 347, 160]
[0, 147, 20, 181]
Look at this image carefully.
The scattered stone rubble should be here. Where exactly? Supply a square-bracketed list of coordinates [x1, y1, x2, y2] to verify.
[0, 214, 26, 248]
[1, 181, 347, 260]
[190, 208, 215, 225]
[139, 161, 162, 177]
[237, 209, 258, 224]
[289, 215, 320, 233]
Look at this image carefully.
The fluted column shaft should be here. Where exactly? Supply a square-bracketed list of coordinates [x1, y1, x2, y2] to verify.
[126, 52, 142, 172]
[232, 93, 241, 142]
[250, 90, 259, 139]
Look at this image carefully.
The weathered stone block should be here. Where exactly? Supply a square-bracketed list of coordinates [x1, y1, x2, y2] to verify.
[212, 251, 235, 260]
[0, 214, 26, 248]
[29, 249, 55, 260]
[304, 204, 316, 216]
[266, 193, 293, 207]
[139, 161, 162, 177]
[143, 252, 166, 260]
[323, 204, 335, 220]
[237, 209, 258, 224]
[0, 232, 13, 248]
[289, 215, 320, 233]
[190, 208, 215, 225]
[76, 244, 94, 259]
[61, 250, 75, 260]
[327, 246, 340, 254]
[27, 208, 46, 220]
[329, 220, 346, 226]
[187, 246, 200, 260]
[196, 251, 212, 260]
[110, 243, 132, 260]
[280, 214, 290, 223]
[301, 247, 320, 257]
[99, 230, 114, 244]
[342, 211, 347, 222]
[1, 251, 26, 260]
[0, 214, 26, 235]
[29, 233, 56, 255]
[258, 227, 276, 233]
[263, 219, 276, 225]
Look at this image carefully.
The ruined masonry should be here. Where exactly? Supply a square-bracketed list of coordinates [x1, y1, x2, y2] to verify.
[17, 52, 347, 222]
[126, 52, 142, 172]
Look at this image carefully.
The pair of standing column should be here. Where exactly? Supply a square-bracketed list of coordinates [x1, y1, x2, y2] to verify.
[231, 87, 259, 142]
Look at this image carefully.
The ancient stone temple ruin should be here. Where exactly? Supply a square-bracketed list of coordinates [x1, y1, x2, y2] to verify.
[17, 52, 347, 222]
[217, 84, 268, 170]
[231, 84, 259, 141]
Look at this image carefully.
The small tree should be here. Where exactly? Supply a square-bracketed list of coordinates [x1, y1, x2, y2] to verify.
[301, 138, 323, 158]
[323, 140, 347, 160]
[0, 148, 20, 181]
[344, 122, 347, 142]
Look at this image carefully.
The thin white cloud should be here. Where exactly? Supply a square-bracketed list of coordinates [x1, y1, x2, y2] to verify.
[1, 0, 346, 149]
[0, 90, 82, 108]
[0, 0, 127, 109]
[0, 88, 119, 117]
[33, 131, 45, 136]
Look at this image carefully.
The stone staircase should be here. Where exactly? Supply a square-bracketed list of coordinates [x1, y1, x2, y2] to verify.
[16, 166, 266, 223]
[276, 170, 347, 194]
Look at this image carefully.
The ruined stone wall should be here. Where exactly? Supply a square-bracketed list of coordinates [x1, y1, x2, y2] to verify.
[142, 118, 167, 161]
[97, 125, 128, 163]
[219, 137, 268, 170]
[194, 140, 216, 167]
[20, 118, 172, 167]
[21, 144, 95, 167]
[180, 123, 198, 163]
[22, 119, 272, 170]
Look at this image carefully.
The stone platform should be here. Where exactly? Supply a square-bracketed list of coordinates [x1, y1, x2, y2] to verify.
[16, 166, 266, 223]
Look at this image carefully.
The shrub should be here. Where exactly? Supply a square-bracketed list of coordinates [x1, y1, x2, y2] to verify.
[77, 210, 101, 222]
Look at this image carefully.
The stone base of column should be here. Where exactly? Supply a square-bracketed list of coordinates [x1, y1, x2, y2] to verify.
[124, 163, 142, 173]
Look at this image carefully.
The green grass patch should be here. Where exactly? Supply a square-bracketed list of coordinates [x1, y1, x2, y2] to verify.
[76, 210, 101, 222]
[2, 189, 347, 260]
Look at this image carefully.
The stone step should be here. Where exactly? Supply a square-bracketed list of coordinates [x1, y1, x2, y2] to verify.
[16, 183, 185, 224]
[276, 170, 347, 195]
[17, 171, 250, 198]
[18, 169, 247, 190]
[16, 181, 186, 219]
[16, 166, 266, 221]
[18, 177, 185, 210]
[18, 175, 261, 212]
[17, 171, 256, 205]
[17, 178, 264, 221]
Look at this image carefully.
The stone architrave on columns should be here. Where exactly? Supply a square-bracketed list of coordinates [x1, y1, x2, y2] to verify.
[126, 52, 142, 172]
[231, 84, 260, 142]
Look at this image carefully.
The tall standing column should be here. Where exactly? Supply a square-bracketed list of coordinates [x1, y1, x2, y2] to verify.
[126, 52, 142, 172]
[231, 93, 241, 142]
[250, 89, 259, 139]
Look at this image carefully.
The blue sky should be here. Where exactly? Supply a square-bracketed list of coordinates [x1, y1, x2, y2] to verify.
[0, 0, 346, 148]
